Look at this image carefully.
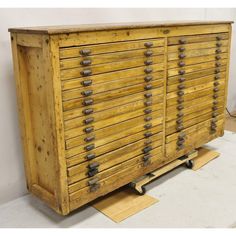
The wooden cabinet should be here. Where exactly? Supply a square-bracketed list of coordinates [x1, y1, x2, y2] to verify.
[9, 21, 232, 215]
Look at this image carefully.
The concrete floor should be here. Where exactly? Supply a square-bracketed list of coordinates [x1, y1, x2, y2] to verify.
[0, 130, 236, 228]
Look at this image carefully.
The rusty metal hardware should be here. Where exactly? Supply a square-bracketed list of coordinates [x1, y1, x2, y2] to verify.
[84, 126, 94, 133]
[144, 67, 153, 74]
[84, 135, 95, 142]
[144, 42, 153, 48]
[144, 75, 153, 82]
[84, 117, 94, 124]
[179, 69, 185, 75]
[83, 108, 93, 115]
[144, 93, 152, 98]
[144, 100, 152, 106]
[86, 153, 96, 160]
[144, 123, 152, 129]
[144, 116, 152, 122]
[80, 59, 92, 66]
[81, 79, 92, 86]
[83, 98, 94, 106]
[179, 54, 186, 59]
[81, 90, 93, 96]
[145, 84, 152, 90]
[145, 59, 153, 65]
[84, 144, 95, 151]
[178, 61, 185, 67]
[144, 50, 153, 57]
[144, 108, 152, 114]
[80, 69, 92, 76]
[144, 132, 152, 138]
[80, 49, 91, 56]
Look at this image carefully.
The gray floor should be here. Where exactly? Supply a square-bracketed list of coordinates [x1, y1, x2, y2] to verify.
[0, 130, 236, 228]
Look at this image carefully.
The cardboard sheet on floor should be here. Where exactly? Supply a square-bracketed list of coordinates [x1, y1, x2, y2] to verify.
[193, 147, 220, 171]
[92, 188, 158, 223]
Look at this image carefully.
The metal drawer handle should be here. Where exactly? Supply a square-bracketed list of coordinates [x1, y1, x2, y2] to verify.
[144, 132, 152, 138]
[177, 144, 185, 150]
[145, 116, 152, 122]
[179, 54, 186, 59]
[179, 69, 185, 75]
[88, 162, 99, 170]
[81, 69, 92, 77]
[178, 132, 186, 139]
[144, 108, 152, 114]
[177, 111, 184, 117]
[144, 75, 153, 82]
[216, 36, 222, 40]
[212, 106, 218, 111]
[215, 75, 220, 80]
[87, 169, 98, 177]
[144, 42, 153, 48]
[213, 94, 218, 99]
[177, 104, 184, 110]
[177, 97, 184, 103]
[81, 90, 93, 97]
[80, 59, 92, 66]
[80, 49, 91, 56]
[84, 126, 94, 133]
[213, 87, 219, 92]
[178, 84, 185, 90]
[144, 123, 152, 129]
[177, 90, 185, 96]
[145, 59, 153, 65]
[176, 125, 184, 131]
[179, 38, 187, 44]
[178, 47, 185, 52]
[215, 55, 221, 60]
[84, 135, 95, 142]
[216, 49, 222, 54]
[178, 61, 185, 67]
[86, 153, 96, 160]
[144, 139, 152, 145]
[85, 144, 95, 151]
[177, 140, 185, 146]
[143, 154, 152, 162]
[213, 100, 218, 105]
[84, 117, 94, 124]
[88, 177, 99, 186]
[214, 81, 219, 86]
[216, 42, 222, 47]
[215, 62, 221, 67]
[179, 77, 185, 83]
[144, 67, 153, 74]
[176, 119, 183, 124]
[144, 50, 153, 57]
[81, 80, 92, 86]
[143, 146, 152, 154]
[145, 84, 152, 90]
[144, 100, 152, 106]
[83, 98, 94, 106]
[144, 93, 152, 98]
[215, 68, 220, 73]
[83, 108, 94, 115]
[212, 112, 218, 117]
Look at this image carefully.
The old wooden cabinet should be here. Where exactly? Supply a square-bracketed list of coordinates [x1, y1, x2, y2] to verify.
[9, 21, 232, 215]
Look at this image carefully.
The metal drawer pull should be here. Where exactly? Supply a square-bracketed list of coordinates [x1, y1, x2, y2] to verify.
[144, 93, 152, 98]
[80, 49, 91, 56]
[81, 69, 92, 77]
[176, 125, 184, 131]
[178, 132, 186, 139]
[177, 140, 185, 146]
[144, 139, 152, 145]
[214, 81, 219, 86]
[178, 69, 185, 75]
[215, 55, 221, 60]
[213, 94, 218, 99]
[177, 111, 184, 117]
[144, 123, 152, 129]
[213, 87, 219, 92]
[216, 36, 222, 40]
[179, 77, 185, 83]
[144, 75, 153, 82]
[212, 106, 218, 111]
[88, 178, 99, 186]
[179, 38, 187, 44]
[145, 116, 152, 122]
[145, 59, 153, 65]
[178, 47, 185, 52]
[84, 135, 95, 142]
[88, 162, 99, 170]
[176, 119, 183, 124]
[144, 42, 153, 48]
[179, 54, 186, 59]
[83, 108, 93, 115]
[177, 144, 185, 150]
[212, 112, 218, 117]
[84, 144, 95, 151]
[83, 98, 94, 106]
[143, 146, 152, 154]
[144, 108, 152, 114]
[215, 49, 222, 54]
[84, 117, 94, 124]
[178, 61, 185, 67]
[84, 126, 94, 133]
[87, 169, 98, 177]
[80, 59, 92, 66]
[86, 153, 96, 160]
[178, 84, 185, 89]
[144, 100, 152, 106]
[215, 62, 221, 67]
[81, 90, 93, 96]
[143, 154, 152, 162]
[81, 80, 92, 86]
[216, 42, 222, 47]
[213, 100, 218, 105]
[144, 132, 152, 138]
[145, 84, 152, 90]
[215, 75, 220, 80]
[144, 67, 153, 74]
[215, 68, 220, 73]
[177, 104, 184, 110]
[177, 97, 184, 103]
[144, 50, 153, 57]
[177, 90, 185, 96]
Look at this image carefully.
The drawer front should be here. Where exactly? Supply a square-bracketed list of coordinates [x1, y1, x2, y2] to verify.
[59, 37, 166, 203]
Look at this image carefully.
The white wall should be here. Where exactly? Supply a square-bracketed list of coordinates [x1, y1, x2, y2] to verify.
[0, 8, 235, 205]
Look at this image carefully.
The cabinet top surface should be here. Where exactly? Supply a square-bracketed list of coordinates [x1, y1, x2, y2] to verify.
[8, 20, 233, 35]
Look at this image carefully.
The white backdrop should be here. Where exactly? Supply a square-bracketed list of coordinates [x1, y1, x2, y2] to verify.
[0, 8, 235, 205]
